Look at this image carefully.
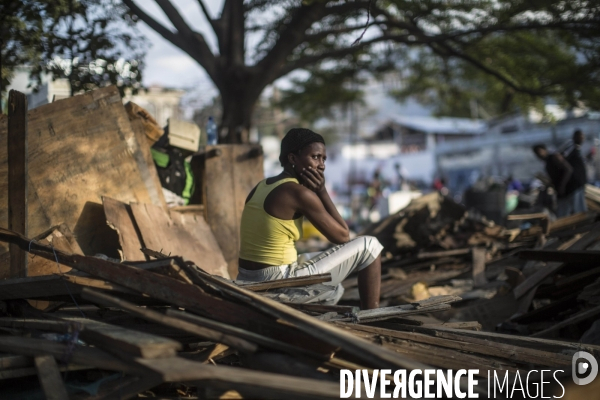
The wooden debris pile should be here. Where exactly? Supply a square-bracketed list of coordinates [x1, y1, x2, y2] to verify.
[0, 227, 594, 398]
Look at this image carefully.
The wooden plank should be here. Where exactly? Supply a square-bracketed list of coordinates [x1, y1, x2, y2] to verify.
[0, 224, 79, 279]
[166, 309, 327, 361]
[130, 202, 229, 278]
[169, 209, 229, 278]
[337, 322, 572, 368]
[60, 274, 137, 295]
[549, 212, 597, 233]
[63, 317, 182, 359]
[0, 354, 31, 370]
[332, 303, 452, 323]
[128, 114, 167, 210]
[77, 375, 158, 400]
[0, 275, 80, 300]
[417, 248, 471, 259]
[80, 288, 257, 353]
[531, 304, 600, 338]
[236, 273, 332, 291]
[281, 303, 359, 315]
[0, 86, 160, 258]
[472, 247, 487, 287]
[7, 89, 28, 278]
[514, 224, 600, 299]
[203, 144, 264, 279]
[507, 213, 548, 221]
[518, 249, 600, 263]
[102, 196, 146, 261]
[0, 336, 149, 376]
[134, 356, 342, 399]
[34, 355, 69, 400]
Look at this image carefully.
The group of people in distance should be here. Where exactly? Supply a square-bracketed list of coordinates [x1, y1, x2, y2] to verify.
[532, 130, 589, 217]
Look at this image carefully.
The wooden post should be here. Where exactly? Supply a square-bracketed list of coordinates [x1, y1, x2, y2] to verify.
[7, 89, 28, 278]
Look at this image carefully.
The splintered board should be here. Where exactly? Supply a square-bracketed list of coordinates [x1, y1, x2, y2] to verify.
[203, 144, 264, 279]
[0, 86, 164, 259]
[123, 201, 229, 278]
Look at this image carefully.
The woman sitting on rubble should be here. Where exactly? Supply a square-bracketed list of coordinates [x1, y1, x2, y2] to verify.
[238, 128, 382, 309]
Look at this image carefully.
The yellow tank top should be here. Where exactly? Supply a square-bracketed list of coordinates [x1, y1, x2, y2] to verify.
[239, 178, 303, 265]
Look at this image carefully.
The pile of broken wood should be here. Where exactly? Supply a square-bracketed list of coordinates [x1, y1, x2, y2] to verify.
[362, 192, 600, 345]
[0, 226, 597, 399]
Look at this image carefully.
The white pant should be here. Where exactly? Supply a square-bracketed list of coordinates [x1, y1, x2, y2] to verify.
[236, 236, 383, 304]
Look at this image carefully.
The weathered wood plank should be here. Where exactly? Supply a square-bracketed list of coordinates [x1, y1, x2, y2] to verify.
[7, 90, 28, 278]
[531, 304, 600, 338]
[518, 249, 600, 263]
[102, 196, 146, 262]
[472, 247, 487, 287]
[34, 355, 69, 400]
[130, 202, 229, 278]
[514, 224, 600, 299]
[236, 273, 332, 291]
[63, 317, 182, 359]
[135, 357, 342, 399]
[80, 288, 257, 353]
[0, 336, 149, 376]
[202, 144, 264, 279]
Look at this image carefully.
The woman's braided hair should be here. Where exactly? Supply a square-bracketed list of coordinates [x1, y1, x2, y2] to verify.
[279, 128, 325, 166]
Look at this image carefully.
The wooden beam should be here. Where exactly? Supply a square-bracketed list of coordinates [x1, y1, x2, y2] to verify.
[62, 317, 182, 359]
[0, 336, 149, 376]
[281, 303, 359, 315]
[417, 248, 471, 259]
[472, 247, 487, 287]
[514, 224, 600, 299]
[80, 288, 257, 353]
[7, 90, 28, 278]
[518, 249, 600, 263]
[531, 304, 600, 338]
[236, 273, 332, 291]
[34, 355, 69, 400]
[134, 356, 342, 399]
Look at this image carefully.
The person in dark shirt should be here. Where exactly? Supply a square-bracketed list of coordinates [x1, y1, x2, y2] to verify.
[561, 130, 588, 213]
[532, 144, 574, 217]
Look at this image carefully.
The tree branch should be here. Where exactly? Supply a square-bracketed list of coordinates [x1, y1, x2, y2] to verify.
[429, 40, 547, 96]
[124, 0, 217, 81]
[154, 0, 196, 39]
[197, 0, 220, 38]
[122, 0, 181, 46]
[275, 35, 397, 80]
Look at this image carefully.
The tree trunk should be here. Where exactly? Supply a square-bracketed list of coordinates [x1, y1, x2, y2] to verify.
[219, 86, 260, 144]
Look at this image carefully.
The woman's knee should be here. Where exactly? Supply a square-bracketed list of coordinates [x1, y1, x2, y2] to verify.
[361, 235, 383, 257]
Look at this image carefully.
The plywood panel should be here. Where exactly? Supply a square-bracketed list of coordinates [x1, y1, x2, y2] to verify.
[103, 196, 146, 261]
[0, 86, 163, 261]
[203, 145, 264, 278]
[130, 202, 229, 278]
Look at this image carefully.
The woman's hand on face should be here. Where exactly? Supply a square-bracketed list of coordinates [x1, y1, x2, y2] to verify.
[300, 167, 325, 193]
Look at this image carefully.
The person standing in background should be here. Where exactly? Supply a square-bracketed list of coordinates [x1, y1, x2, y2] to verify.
[561, 130, 588, 213]
[532, 144, 574, 217]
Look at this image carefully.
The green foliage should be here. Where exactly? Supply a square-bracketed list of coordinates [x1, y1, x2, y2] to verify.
[275, 0, 600, 120]
[278, 62, 365, 124]
[1, 0, 145, 99]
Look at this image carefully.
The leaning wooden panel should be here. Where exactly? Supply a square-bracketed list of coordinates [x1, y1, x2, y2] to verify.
[131, 202, 230, 278]
[103, 196, 146, 261]
[0, 86, 158, 259]
[203, 144, 264, 278]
